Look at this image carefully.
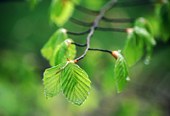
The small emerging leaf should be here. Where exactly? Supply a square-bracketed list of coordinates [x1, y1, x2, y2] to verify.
[41, 28, 67, 61]
[114, 52, 129, 93]
[50, 0, 74, 26]
[43, 62, 91, 105]
[135, 27, 156, 46]
[135, 17, 153, 35]
[50, 39, 76, 66]
[124, 20, 156, 66]
[124, 31, 144, 66]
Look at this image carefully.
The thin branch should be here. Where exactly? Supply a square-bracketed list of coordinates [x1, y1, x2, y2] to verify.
[96, 27, 127, 33]
[72, 42, 87, 47]
[75, 0, 118, 62]
[88, 48, 112, 54]
[70, 17, 134, 28]
[70, 17, 93, 27]
[72, 42, 112, 54]
[102, 17, 135, 23]
[67, 26, 127, 36]
[69, 17, 130, 32]
[67, 30, 90, 35]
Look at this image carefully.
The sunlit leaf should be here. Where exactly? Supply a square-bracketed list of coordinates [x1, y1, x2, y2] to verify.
[135, 17, 153, 35]
[43, 63, 66, 98]
[124, 24, 156, 66]
[41, 28, 67, 61]
[124, 31, 144, 66]
[50, 39, 76, 66]
[135, 27, 156, 64]
[114, 52, 129, 93]
[135, 27, 156, 46]
[50, 0, 74, 26]
[61, 62, 91, 105]
[43, 62, 91, 105]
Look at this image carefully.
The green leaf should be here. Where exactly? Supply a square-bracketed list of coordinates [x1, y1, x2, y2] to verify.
[50, 0, 74, 26]
[43, 62, 91, 105]
[135, 17, 153, 35]
[41, 28, 67, 61]
[135, 27, 156, 46]
[114, 52, 129, 93]
[61, 63, 91, 105]
[124, 25, 156, 66]
[43, 63, 66, 98]
[124, 31, 144, 66]
[135, 27, 156, 64]
[50, 39, 76, 66]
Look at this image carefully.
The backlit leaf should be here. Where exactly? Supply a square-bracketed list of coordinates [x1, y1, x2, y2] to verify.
[41, 28, 67, 61]
[114, 52, 129, 93]
[135, 27, 156, 46]
[124, 23, 156, 66]
[135, 17, 153, 35]
[43, 63, 66, 98]
[61, 63, 91, 105]
[50, 0, 74, 26]
[43, 62, 91, 105]
[50, 39, 76, 66]
[124, 31, 144, 66]
[135, 27, 156, 64]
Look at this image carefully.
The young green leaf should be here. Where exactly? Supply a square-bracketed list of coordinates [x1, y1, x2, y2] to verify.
[135, 27, 156, 46]
[124, 30, 144, 66]
[50, 0, 74, 26]
[43, 61, 91, 105]
[114, 52, 129, 93]
[124, 23, 156, 66]
[135, 27, 156, 64]
[43, 63, 66, 98]
[61, 62, 91, 105]
[50, 39, 76, 66]
[135, 17, 153, 35]
[41, 28, 67, 61]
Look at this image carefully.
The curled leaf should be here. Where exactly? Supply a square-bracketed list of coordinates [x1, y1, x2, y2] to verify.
[114, 52, 129, 93]
[50, 39, 76, 66]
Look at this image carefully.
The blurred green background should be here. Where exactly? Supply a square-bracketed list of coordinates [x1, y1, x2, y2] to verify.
[0, 0, 170, 116]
